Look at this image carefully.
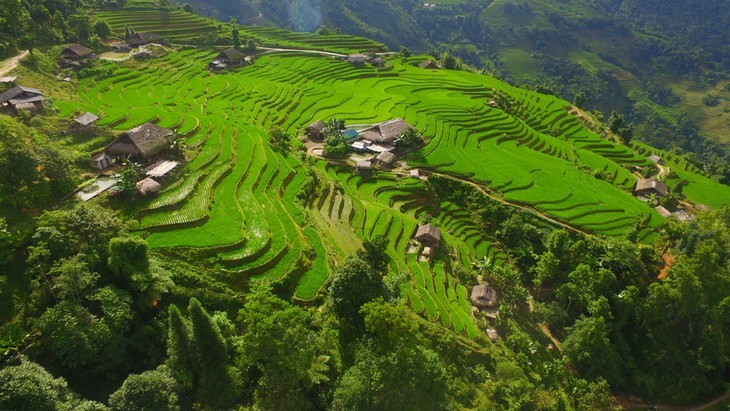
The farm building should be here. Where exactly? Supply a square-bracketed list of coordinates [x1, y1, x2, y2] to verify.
[111, 43, 131, 52]
[654, 206, 672, 218]
[0, 76, 16, 84]
[347, 54, 365, 66]
[415, 223, 441, 248]
[419, 60, 441, 69]
[376, 151, 397, 167]
[361, 119, 411, 144]
[371, 57, 386, 67]
[306, 120, 326, 139]
[356, 160, 372, 173]
[136, 177, 161, 196]
[209, 48, 246, 71]
[73, 112, 99, 129]
[61, 44, 94, 61]
[343, 128, 359, 142]
[106, 123, 174, 161]
[635, 178, 669, 198]
[126, 32, 167, 47]
[90, 153, 113, 170]
[0, 85, 45, 114]
[470, 284, 498, 309]
[648, 155, 664, 165]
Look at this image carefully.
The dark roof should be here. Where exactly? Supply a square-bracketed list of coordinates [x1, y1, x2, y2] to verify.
[107, 123, 173, 158]
[0, 86, 43, 104]
[376, 151, 396, 165]
[361, 119, 411, 144]
[415, 223, 441, 245]
[635, 178, 669, 197]
[127, 32, 164, 46]
[470, 284, 498, 308]
[63, 44, 94, 58]
[74, 112, 99, 126]
[216, 48, 245, 62]
[419, 60, 440, 69]
[343, 129, 359, 139]
[307, 120, 326, 132]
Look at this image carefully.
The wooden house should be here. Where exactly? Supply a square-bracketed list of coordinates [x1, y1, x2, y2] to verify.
[419, 60, 441, 69]
[106, 123, 174, 162]
[347, 54, 365, 66]
[415, 223, 441, 248]
[306, 120, 326, 139]
[126, 32, 167, 47]
[634, 178, 669, 198]
[61, 44, 94, 61]
[361, 119, 410, 144]
[0, 85, 45, 114]
[376, 151, 397, 167]
[209, 48, 246, 71]
[73, 112, 99, 130]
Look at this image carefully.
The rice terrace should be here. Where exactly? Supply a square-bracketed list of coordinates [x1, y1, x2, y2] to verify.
[50, 26, 730, 337]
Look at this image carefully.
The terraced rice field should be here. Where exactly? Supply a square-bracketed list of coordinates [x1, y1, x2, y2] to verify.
[56, 48, 730, 337]
[93, 8, 220, 41]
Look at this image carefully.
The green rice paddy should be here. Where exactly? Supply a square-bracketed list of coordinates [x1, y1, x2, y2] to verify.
[55, 45, 730, 338]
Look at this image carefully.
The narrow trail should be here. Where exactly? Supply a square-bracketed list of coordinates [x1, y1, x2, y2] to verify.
[0, 50, 29, 77]
[527, 297, 562, 352]
[657, 253, 675, 280]
[259, 46, 346, 58]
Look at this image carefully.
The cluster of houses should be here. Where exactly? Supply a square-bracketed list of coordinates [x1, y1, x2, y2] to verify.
[345, 53, 386, 68]
[89, 122, 179, 196]
[208, 48, 255, 72]
[306, 118, 412, 172]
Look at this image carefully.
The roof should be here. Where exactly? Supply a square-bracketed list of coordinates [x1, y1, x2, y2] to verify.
[0, 76, 16, 83]
[376, 151, 397, 165]
[127, 32, 164, 46]
[356, 160, 371, 170]
[343, 128, 359, 139]
[307, 120, 325, 132]
[63, 44, 94, 57]
[648, 155, 662, 163]
[635, 178, 669, 197]
[486, 329, 498, 342]
[419, 60, 440, 69]
[361, 119, 411, 144]
[9, 95, 45, 105]
[654, 206, 672, 218]
[136, 177, 161, 195]
[145, 160, 179, 178]
[348, 53, 365, 60]
[415, 223, 441, 244]
[108, 123, 173, 158]
[74, 112, 99, 126]
[0, 86, 43, 104]
[371, 57, 386, 66]
[216, 48, 245, 62]
[470, 284, 498, 308]
[351, 141, 368, 150]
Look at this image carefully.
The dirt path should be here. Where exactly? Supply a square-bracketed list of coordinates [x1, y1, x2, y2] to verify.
[0, 50, 29, 77]
[259, 46, 346, 58]
[657, 253, 675, 281]
[527, 297, 563, 352]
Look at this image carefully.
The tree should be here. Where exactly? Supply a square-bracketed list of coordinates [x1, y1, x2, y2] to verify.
[399, 46, 411, 57]
[606, 111, 633, 145]
[357, 235, 389, 273]
[115, 161, 143, 197]
[108, 365, 181, 411]
[188, 298, 238, 409]
[166, 305, 193, 388]
[442, 53, 457, 69]
[244, 39, 256, 52]
[393, 127, 421, 149]
[232, 27, 240, 50]
[573, 92, 587, 108]
[562, 315, 623, 384]
[329, 256, 384, 327]
[0, 357, 75, 411]
[108, 236, 150, 280]
[268, 126, 289, 151]
[182, 3, 195, 13]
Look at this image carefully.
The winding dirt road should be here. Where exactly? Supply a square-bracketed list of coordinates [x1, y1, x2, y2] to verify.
[0, 50, 29, 77]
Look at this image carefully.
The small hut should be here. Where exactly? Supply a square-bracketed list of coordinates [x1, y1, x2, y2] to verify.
[470, 284, 498, 309]
[419, 60, 441, 70]
[126, 32, 167, 47]
[90, 153, 113, 170]
[106, 123, 174, 162]
[306, 120, 326, 139]
[415, 223, 441, 248]
[347, 54, 365, 66]
[0, 86, 45, 114]
[376, 151, 397, 167]
[61, 44, 94, 61]
[209, 48, 246, 71]
[654, 206, 672, 218]
[136, 177, 161, 196]
[361, 119, 410, 144]
[356, 160, 372, 174]
[634, 178, 669, 198]
[371, 57, 386, 67]
[73, 112, 99, 130]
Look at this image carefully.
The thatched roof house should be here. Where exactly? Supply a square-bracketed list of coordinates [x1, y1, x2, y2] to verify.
[635, 178, 669, 198]
[74, 112, 99, 126]
[106, 123, 174, 160]
[361, 119, 410, 144]
[471, 284, 498, 309]
[356, 160, 372, 173]
[61, 44, 94, 60]
[376, 151, 397, 166]
[209, 48, 246, 71]
[306, 120, 326, 139]
[136, 177, 161, 196]
[0, 86, 44, 112]
[419, 60, 441, 69]
[415, 223, 441, 247]
[347, 54, 365, 65]
[127, 32, 166, 47]
[371, 57, 386, 67]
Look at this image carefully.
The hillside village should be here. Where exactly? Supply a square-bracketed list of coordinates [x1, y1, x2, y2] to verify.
[0, 2, 729, 409]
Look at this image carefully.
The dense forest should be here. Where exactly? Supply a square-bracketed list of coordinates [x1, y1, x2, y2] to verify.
[1, 0, 729, 409]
